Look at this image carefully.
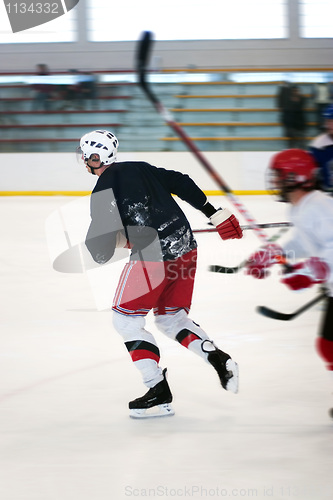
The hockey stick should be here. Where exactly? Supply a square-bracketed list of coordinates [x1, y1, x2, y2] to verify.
[209, 225, 290, 274]
[136, 31, 273, 246]
[194, 221, 292, 235]
[256, 290, 327, 321]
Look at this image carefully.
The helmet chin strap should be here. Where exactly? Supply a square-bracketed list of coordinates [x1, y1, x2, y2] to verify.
[86, 161, 105, 175]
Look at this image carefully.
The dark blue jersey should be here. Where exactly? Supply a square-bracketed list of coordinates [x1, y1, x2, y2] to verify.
[86, 161, 208, 263]
[309, 134, 333, 190]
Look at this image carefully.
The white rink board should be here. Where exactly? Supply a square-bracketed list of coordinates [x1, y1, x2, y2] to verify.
[0, 151, 275, 192]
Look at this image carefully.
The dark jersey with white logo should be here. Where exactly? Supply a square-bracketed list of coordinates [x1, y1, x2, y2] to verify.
[86, 161, 208, 263]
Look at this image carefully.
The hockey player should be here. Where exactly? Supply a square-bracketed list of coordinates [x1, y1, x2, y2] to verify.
[78, 129, 242, 418]
[309, 104, 333, 192]
[245, 149, 333, 417]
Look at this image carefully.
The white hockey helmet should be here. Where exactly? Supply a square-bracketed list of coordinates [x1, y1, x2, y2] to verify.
[79, 130, 119, 166]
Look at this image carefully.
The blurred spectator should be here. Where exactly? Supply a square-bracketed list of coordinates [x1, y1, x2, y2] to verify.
[309, 104, 333, 192]
[80, 72, 98, 109]
[276, 81, 292, 122]
[58, 69, 84, 110]
[312, 82, 333, 131]
[31, 63, 53, 111]
[281, 85, 307, 149]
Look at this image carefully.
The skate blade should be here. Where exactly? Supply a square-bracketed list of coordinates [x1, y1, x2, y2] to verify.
[225, 360, 239, 394]
[129, 403, 175, 419]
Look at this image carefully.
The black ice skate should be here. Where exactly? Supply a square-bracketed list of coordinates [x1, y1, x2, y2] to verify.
[129, 368, 175, 419]
[202, 341, 239, 394]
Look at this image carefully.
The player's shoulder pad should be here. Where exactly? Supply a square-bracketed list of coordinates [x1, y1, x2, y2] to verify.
[310, 134, 333, 149]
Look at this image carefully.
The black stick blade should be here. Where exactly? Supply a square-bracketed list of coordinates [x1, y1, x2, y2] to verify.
[256, 292, 327, 321]
[137, 31, 154, 75]
[209, 264, 243, 274]
[136, 31, 158, 105]
[256, 305, 293, 321]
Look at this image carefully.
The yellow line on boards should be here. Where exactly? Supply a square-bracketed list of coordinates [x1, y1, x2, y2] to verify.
[0, 190, 271, 196]
[0, 191, 92, 196]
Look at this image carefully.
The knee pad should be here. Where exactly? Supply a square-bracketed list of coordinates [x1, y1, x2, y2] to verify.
[112, 311, 150, 342]
[112, 311, 158, 348]
[155, 309, 209, 342]
[112, 311, 145, 334]
[316, 337, 333, 370]
[154, 309, 187, 337]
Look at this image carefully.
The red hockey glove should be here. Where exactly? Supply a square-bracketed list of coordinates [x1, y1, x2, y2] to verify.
[281, 257, 329, 291]
[246, 244, 284, 279]
[210, 208, 243, 240]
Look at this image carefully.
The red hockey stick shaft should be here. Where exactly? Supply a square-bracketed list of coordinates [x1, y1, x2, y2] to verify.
[136, 31, 270, 245]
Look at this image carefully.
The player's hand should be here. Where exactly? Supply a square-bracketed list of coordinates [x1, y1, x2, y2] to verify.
[246, 244, 284, 279]
[210, 208, 243, 240]
[281, 257, 329, 291]
[116, 230, 132, 249]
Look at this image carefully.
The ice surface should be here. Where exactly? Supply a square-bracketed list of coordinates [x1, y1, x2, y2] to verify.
[0, 195, 332, 500]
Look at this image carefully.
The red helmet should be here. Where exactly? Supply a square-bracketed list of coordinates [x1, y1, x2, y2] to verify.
[268, 149, 317, 200]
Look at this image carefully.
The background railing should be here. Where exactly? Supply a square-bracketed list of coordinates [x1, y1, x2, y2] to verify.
[0, 68, 332, 153]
